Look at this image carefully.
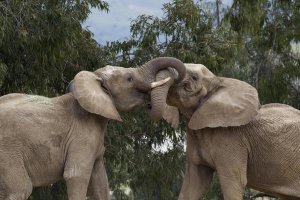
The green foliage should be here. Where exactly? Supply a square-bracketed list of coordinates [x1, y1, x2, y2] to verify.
[130, 0, 235, 72]
[224, 0, 300, 107]
[0, 62, 7, 86]
[105, 107, 185, 200]
[0, 0, 108, 96]
[29, 181, 68, 200]
[203, 175, 223, 200]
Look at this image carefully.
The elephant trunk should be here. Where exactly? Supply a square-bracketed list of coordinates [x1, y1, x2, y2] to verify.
[136, 57, 186, 120]
[137, 57, 186, 85]
[149, 69, 175, 121]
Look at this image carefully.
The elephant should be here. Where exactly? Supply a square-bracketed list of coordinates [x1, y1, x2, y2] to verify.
[151, 64, 300, 200]
[0, 57, 186, 200]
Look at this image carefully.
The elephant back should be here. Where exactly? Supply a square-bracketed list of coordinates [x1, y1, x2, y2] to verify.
[0, 94, 71, 138]
[0, 93, 29, 105]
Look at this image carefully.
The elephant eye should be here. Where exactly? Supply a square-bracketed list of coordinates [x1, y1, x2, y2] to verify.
[127, 76, 133, 82]
[191, 75, 198, 81]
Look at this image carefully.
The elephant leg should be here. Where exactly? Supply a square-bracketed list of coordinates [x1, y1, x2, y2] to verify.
[0, 160, 32, 200]
[178, 160, 213, 200]
[216, 158, 247, 200]
[1, 182, 32, 200]
[212, 135, 248, 200]
[63, 149, 94, 200]
[65, 177, 91, 200]
[87, 158, 110, 200]
[217, 173, 246, 200]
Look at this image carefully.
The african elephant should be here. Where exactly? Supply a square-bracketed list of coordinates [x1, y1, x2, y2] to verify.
[152, 64, 300, 200]
[0, 57, 186, 200]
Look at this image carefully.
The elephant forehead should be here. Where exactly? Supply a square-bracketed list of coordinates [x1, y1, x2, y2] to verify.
[95, 65, 133, 77]
[96, 65, 121, 75]
[185, 63, 215, 78]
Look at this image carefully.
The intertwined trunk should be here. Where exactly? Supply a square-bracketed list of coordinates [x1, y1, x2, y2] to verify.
[137, 57, 186, 120]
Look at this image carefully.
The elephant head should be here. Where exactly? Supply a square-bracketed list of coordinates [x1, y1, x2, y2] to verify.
[68, 57, 186, 121]
[152, 63, 260, 129]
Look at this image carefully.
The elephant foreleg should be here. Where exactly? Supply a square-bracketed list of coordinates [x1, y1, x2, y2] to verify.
[217, 171, 247, 200]
[87, 159, 110, 200]
[0, 156, 32, 200]
[215, 153, 247, 200]
[178, 161, 213, 200]
[63, 148, 94, 200]
[65, 177, 90, 200]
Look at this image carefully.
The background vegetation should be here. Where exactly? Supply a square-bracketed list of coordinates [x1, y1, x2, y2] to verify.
[0, 0, 299, 199]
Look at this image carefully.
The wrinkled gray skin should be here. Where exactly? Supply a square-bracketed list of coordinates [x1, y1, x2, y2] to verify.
[0, 57, 186, 200]
[155, 64, 300, 200]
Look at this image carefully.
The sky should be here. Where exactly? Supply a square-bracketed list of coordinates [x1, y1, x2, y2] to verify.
[83, 0, 233, 44]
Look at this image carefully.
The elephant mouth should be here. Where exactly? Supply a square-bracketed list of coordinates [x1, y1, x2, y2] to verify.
[144, 92, 154, 113]
[146, 102, 153, 117]
[144, 91, 152, 109]
[184, 87, 193, 92]
[101, 83, 111, 96]
[189, 88, 202, 96]
[136, 90, 152, 110]
[181, 84, 202, 97]
[147, 102, 152, 110]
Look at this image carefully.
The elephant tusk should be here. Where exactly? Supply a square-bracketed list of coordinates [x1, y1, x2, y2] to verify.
[150, 77, 171, 88]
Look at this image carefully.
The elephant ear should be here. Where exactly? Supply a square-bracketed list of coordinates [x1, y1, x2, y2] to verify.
[163, 105, 180, 129]
[189, 78, 260, 130]
[71, 71, 122, 121]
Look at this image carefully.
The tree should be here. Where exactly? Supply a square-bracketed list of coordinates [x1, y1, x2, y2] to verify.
[224, 0, 300, 106]
[129, 0, 235, 72]
[0, 0, 108, 96]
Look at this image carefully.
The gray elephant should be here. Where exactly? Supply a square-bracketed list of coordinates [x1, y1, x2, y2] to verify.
[152, 64, 300, 200]
[0, 57, 186, 200]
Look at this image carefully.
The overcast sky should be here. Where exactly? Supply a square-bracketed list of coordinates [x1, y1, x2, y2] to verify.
[83, 0, 233, 44]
